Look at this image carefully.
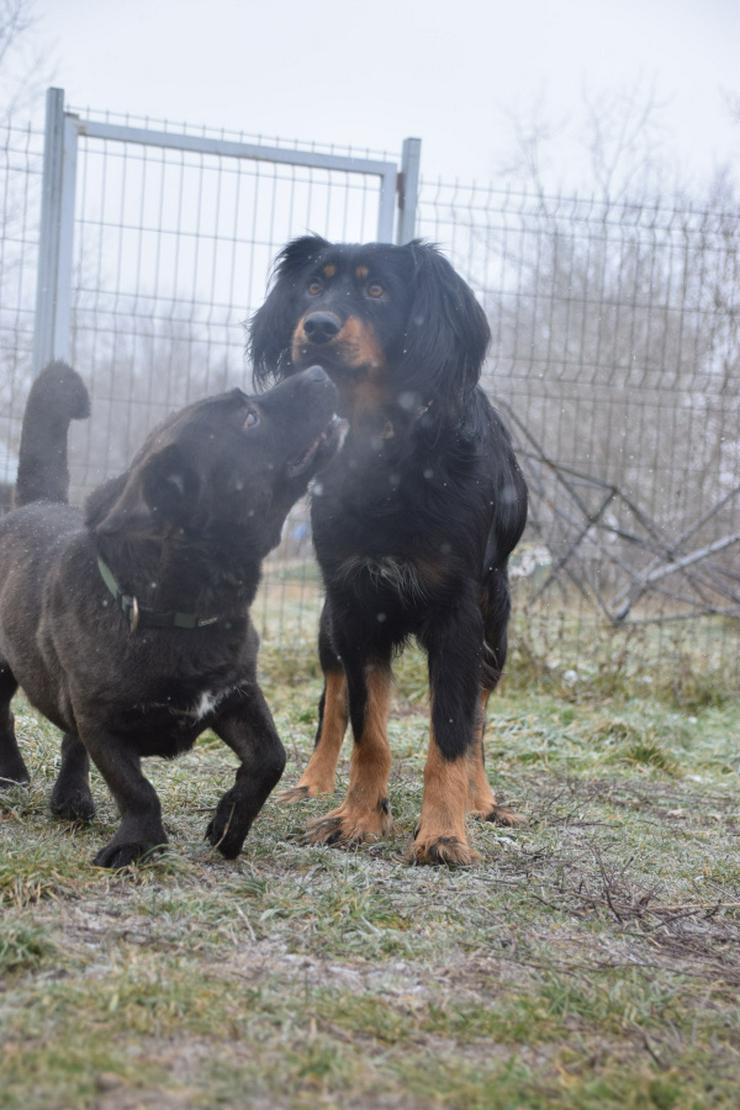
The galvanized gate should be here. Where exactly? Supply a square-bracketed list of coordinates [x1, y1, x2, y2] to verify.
[33, 87, 421, 374]
[31, 87, 421, 498]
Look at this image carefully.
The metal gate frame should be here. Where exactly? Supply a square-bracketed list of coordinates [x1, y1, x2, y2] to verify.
[32, 87, 421, 374]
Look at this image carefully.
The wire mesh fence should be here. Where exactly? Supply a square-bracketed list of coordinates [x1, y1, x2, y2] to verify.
[0, 119, 42, 509]
[1, 105, 738, 686]
[69, 128, 389, 472]
[417, 180, 739, 685]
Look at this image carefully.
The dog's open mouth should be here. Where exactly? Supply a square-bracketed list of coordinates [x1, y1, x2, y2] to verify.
[286, 414, 346, 478]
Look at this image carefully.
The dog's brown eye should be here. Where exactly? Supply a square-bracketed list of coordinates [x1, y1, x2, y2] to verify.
[367, 282, 384, 299]
[244, 409, 260, 430]
[307, 280, 323, 296]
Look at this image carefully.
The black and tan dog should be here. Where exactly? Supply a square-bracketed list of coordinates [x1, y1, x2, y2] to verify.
[0, 361, 340, 867]
[250, 236, 528, 865]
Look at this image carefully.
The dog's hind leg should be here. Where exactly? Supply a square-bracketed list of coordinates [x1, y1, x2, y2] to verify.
[50, 732, 95, 822]
[467, 569, 521, 826]
[0, 660, 28, 787]
[467, 691, 522, 826]
[467, 687, 495, 817]
[78, 728, 167, 868]
[206, 684, 286, 858]
[280, 606, 348, 803]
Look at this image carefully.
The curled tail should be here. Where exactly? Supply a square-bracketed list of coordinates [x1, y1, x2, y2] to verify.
[15, 362, 90, 508]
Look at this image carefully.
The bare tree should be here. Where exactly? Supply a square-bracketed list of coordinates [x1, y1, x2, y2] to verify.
[458, 85, 740, 616]
[497, 77, 674, 202]
[68, 311, 244, 502]
[0, 0, 51, 121]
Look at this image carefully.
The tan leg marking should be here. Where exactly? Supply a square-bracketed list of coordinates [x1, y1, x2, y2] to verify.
[306, 666, 393, 846]
[279, 671, 348, 803]
[410, 733, 480, 867]
[291, 320, 308, 366]
[467, 689, 523, 826]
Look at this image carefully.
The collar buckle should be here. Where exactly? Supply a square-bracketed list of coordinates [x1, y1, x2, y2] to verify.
[97, 554, 223, 634]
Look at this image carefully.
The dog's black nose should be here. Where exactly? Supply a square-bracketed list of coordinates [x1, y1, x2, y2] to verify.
[303, 312, 341, 344]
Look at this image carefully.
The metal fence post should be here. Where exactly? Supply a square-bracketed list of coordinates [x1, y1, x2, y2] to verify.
[376, 166, 398, 242]
[32, 87, 78, 374]
[396, 137, 421, 244]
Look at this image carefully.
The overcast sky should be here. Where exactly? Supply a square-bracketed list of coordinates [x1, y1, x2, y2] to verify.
[36, 0, 739, 191]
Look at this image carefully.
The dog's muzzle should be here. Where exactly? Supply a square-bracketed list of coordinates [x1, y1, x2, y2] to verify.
[303, 311, 342, 345]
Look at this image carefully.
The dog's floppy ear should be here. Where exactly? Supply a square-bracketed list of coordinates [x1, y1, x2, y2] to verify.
[400, 240, 490, 408]
[87, 446, 201, 534]
[249, 234, 329, 390]
[140, 444, 201, 527]
[85, 473, 128, 529]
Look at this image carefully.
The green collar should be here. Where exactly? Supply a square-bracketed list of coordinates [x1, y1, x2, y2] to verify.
[96, 556, 224, 633]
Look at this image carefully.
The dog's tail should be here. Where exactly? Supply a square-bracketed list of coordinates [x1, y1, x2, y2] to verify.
[15, 361, 91, 508]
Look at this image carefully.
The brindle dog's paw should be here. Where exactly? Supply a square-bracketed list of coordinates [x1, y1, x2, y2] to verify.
[0, 764, 30, 789]
[50, 787, 96, 824]
[92, 841, 166, 869]
[408, 835, 481, 867]
[205, 795, 249, 859]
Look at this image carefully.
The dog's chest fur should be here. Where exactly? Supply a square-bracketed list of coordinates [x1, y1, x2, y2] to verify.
[336, 555, 429, 602]
[143, 684, 235, 723]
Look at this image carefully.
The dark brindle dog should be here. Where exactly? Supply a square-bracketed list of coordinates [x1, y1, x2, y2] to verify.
[250, 236, 528, 865]
[0, 361, 340, 867]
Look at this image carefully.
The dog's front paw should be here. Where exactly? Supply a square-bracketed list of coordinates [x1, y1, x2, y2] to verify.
[92, 840, 165, 869]
[408, 834, 480, 867]
[278, 774, 336, 804]
[0, 760, 30, 789]
[50, 786, 96, 823]
[305, 799, 392, 848]
[205, 793, 250, 859]
[278, 784, 313, 804]
[479, 803, 524, 827]
[277, 785, 319, 803]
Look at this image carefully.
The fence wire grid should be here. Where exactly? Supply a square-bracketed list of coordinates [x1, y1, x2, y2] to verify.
[1, 109, 738, 687]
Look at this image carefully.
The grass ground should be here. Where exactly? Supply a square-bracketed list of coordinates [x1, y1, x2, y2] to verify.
[0, 644, 738, 1109]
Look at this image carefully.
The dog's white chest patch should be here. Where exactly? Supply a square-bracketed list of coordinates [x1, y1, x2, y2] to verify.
[190, 686, 232, 721]
[143, 685, 235, 722]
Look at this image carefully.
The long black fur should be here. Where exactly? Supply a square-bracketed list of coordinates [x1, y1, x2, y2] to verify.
[249, 237, 528, 857]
